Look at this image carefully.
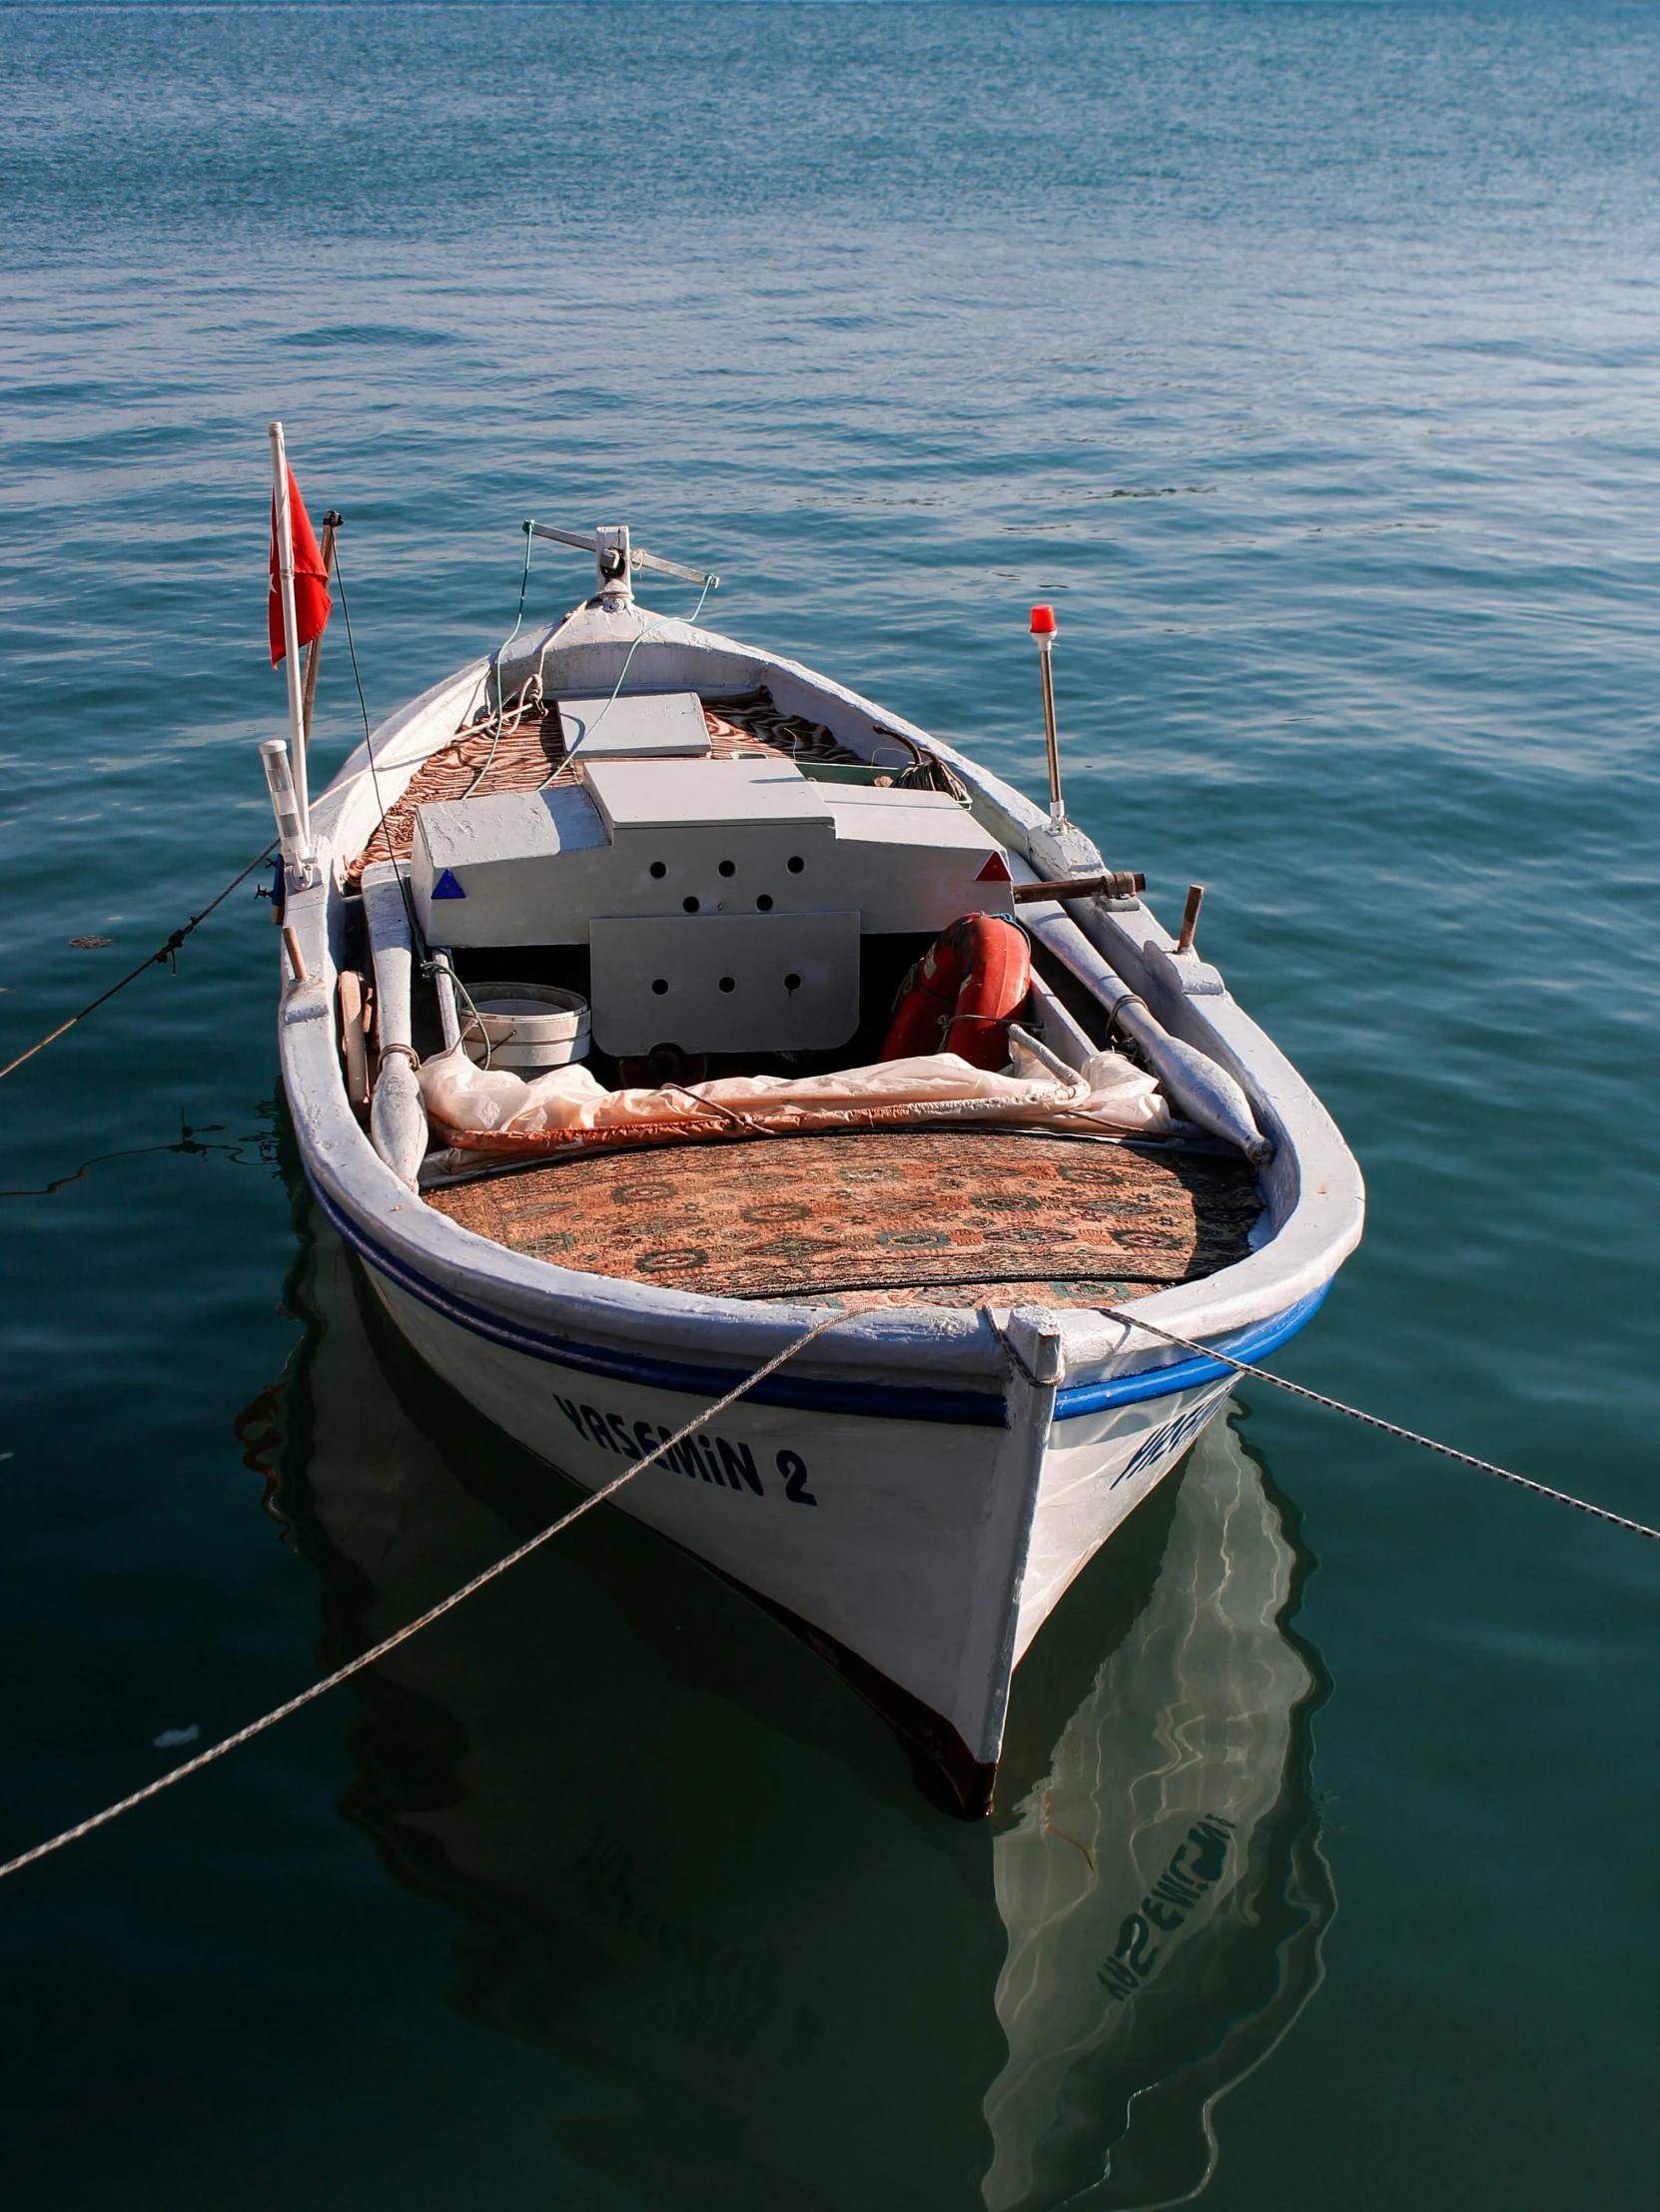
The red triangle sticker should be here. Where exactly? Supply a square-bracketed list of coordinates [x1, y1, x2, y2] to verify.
[975, 851, 1012, 883]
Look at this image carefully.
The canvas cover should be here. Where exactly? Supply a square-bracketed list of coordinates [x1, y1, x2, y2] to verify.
[417, 1034, 1173, 1158]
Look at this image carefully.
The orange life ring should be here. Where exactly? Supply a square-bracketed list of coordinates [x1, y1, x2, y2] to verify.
[880, 915, 1032, 1071]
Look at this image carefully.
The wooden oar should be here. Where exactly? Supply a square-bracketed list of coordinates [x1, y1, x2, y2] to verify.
[1010, 869, 1145, 904]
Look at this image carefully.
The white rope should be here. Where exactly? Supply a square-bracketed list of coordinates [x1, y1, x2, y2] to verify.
[1105, 1305, 1660, 1544]
[0, 1306, 845, 1884]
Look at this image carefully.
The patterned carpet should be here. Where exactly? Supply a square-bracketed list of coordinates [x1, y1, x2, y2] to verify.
[425, 1127, 1262, 1313]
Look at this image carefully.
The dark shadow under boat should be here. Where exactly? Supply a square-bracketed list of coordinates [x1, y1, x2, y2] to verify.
[248, 1176, 1335, 2211]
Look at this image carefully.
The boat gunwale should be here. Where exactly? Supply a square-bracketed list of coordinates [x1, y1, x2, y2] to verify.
[290, 602, 1362, 1400]
[311, 1169, 1328, 1424]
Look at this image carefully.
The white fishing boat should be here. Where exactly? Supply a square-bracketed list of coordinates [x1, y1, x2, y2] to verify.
[264, 442, 1363, 1816]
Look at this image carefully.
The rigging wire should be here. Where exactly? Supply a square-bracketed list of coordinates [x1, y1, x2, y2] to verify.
[0, 506, 393, 1093]
[0, 842, 279, 1088]
[329, 531, 385, 846]
[332, 532, 431, 969]
[1102, 1304, 1660, 1545]
[333, 535, 494, 1060]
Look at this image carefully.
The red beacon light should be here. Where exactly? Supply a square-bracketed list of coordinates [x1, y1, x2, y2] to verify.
[1030, 604, 1058, 640]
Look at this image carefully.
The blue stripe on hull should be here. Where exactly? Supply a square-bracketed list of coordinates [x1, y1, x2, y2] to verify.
[311, 1181, 1009, 1427]
[1052, 1282, 1330, 1419]
[310, 1177, 1327, 1429]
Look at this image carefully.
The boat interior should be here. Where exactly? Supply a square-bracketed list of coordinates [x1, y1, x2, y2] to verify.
[334, 677, 1265, 1317]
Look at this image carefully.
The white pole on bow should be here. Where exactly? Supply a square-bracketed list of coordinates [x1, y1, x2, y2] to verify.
[268, 420, 313, 875]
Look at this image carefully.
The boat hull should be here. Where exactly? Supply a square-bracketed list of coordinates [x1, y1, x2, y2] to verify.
[316, 1173, 1305, 1815]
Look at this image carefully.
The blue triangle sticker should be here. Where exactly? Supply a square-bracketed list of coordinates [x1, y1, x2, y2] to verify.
[431, 869, 465, 900]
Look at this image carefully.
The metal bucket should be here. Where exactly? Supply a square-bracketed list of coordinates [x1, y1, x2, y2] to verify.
[459, 983, 590, 1071]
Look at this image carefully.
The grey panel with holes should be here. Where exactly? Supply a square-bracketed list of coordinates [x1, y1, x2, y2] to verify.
[587, 910, 861, 1055]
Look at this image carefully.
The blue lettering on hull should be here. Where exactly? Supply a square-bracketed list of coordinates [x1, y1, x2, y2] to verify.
[1112, 1388, 1228, 1491]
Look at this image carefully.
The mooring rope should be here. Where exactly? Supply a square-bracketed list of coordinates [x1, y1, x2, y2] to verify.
[0, 1306, 844, 1885]
[0, 841, 280, 1087]
[1104, 1304, 1660, 1544]
[0, 517, 386, 1100]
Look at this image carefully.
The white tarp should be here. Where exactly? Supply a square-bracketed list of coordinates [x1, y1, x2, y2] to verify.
[417, 1033, 1173, 1157]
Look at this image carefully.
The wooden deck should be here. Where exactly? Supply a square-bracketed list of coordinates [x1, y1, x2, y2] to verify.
[424, 1127, 1262, 1313]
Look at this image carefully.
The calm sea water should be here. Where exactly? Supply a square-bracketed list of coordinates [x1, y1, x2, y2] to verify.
[4, 4, 1659, 2205]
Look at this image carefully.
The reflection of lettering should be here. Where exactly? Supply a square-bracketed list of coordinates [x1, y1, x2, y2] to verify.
[778, 2002, 825, 2069]
[550, 1394, 817, 1504]
[567, 1824, 781, 2056]
[1097, 1816, 1236, 2002]
[1113, 1391, 1226, 1490]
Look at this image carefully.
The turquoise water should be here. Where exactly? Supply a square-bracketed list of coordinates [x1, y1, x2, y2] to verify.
[4, 3, 1660, 2204]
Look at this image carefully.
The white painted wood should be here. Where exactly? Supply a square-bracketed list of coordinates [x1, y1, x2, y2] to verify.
[1025, 970, 1097, 1074]
[1020, 897, 1270, 1159]
[413, 754, 1013, 949]
[587, 908, 860, 1055]
[428, 954, 462, 1054]
[361, 861, 428, 1190]
[583, 754, 830, 832]
[558, 689, 712, 758]
[412, 785, 609, 946]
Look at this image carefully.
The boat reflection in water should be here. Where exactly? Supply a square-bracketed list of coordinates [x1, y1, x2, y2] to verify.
[982, 1396, 1332, 2211]
[262, 1207, 1334, 2211]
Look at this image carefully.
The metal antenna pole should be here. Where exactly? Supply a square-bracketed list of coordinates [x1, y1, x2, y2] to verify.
[1031, 604, 1065, 822]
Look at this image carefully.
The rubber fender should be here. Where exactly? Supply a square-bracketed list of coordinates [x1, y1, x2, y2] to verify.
[371, 1055, 429, 1190]
[881, 915, 1032, 1071]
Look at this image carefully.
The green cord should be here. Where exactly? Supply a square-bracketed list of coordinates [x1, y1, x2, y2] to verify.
[463, 520, 538, 798]
[562, 568, 717, 769]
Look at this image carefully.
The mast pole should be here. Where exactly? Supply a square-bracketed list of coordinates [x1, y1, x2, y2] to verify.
[268, 420, 312, 875]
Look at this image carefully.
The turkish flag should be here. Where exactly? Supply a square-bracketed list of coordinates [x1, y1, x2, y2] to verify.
[269, 467, 333, 665]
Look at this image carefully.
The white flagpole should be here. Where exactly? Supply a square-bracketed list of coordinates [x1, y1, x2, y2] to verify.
[268, 419, 312, 874]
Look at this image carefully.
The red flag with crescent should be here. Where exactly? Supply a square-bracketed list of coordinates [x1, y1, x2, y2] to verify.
[269, 467, 333, 665]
